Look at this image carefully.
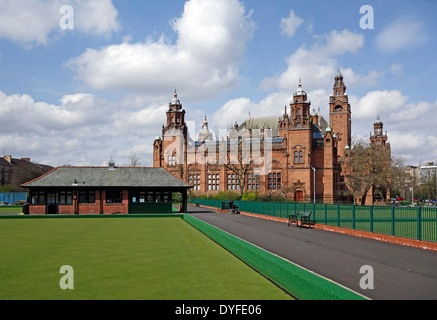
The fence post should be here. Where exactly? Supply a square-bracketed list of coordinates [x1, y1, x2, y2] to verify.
[391, 206, 395, 236]
[324, 204, 327, 225]
[337, 205, 341, 227]
[313, 203, 316, 222]
[352, 205, 356, 230]
[417, 206, 422, 241]
[370, 206, 374, 233]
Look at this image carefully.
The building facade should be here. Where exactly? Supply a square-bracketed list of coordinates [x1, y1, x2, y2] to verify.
[22, 165, 192, 215]
[0, 155, 53, 191]
[153, 72, 391, 204]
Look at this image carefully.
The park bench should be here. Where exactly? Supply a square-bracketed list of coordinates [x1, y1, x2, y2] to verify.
[288, 211, 315, 229]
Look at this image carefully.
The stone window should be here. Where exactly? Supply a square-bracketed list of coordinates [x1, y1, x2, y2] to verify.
[294, 151, 304, 164]
[268, 172, 282, 190]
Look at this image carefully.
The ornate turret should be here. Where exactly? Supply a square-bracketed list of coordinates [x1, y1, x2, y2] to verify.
[198, 115, 213, 141]
[165, 89, 186, 129]
[290, 78, 311, 128]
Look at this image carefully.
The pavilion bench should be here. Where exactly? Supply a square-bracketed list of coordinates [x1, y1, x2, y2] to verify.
[288, 211, 315, 229]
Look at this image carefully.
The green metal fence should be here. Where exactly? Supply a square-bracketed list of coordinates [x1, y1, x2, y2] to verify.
[190, 199, 437, 243]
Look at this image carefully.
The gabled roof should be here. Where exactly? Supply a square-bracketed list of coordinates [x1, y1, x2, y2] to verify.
[238, 116, 281, 137]
[22, 167, 192, 189]
[0, 157, 53, 171]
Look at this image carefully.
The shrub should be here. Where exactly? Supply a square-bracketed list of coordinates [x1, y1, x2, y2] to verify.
[242, 191, 260, 201]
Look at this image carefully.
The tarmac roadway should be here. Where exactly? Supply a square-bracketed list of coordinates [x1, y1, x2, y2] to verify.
[188, 206, 437, 300]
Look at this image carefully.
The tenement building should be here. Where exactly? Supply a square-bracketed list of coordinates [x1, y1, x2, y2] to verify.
[153, 71, 391, 204]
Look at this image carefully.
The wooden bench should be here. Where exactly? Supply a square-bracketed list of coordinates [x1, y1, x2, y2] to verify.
[288, 212, 315, 229]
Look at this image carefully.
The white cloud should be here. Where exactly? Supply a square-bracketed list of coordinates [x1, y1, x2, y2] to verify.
[0, 0, 119, 46]
[67, 0, 256, 102]
[280, 10, 303, 38]
[0, 89, 167, 167]
[352, 90, 408, 121]
[111, 104, 168, 136]
[375, 17, 429, 54]
[388, 132, 437, 164]
[260, 29, 373, 92]
[323, 29, 364, 55]
[352, 90, 436, 127]
[210, 91, 291, 130]
[350, 90, 437, 164]
[389, 63, 403, 77]
[0, 91, 112, 135]
[74, 0, 120, 36]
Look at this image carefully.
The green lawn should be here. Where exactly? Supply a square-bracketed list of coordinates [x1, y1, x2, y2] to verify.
[0, 217, 292, 300]
[0, 206, 22, 214]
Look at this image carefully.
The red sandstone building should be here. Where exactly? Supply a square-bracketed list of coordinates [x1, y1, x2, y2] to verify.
[153, 71, 391, 204]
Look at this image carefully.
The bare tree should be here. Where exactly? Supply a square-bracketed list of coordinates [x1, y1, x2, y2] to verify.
[126, 154, 141, 167]
[390, 156, 410, 199]
[342, 138, 391, 205]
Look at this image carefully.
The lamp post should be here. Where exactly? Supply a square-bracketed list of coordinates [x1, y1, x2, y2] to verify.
[311, 166, 316, 204]
[410, 186, 414, 207]
[206, 168, 209, 199]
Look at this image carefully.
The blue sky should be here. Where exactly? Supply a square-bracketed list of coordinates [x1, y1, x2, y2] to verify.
[0, 0, 436, 167]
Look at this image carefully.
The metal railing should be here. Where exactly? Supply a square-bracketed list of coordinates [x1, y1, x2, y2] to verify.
[190, 199, 437, 243]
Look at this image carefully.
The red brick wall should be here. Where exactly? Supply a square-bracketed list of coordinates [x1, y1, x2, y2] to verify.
[59, 206, 75, 215]
[29, 205, 46, 215]
[29, 190, 130, 215]
[102, 190, 129, 214]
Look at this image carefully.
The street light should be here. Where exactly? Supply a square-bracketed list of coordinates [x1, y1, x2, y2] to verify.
[311, 166, 316, 204]
[206, 168, 210, 199]
[410, 186, 414, 207]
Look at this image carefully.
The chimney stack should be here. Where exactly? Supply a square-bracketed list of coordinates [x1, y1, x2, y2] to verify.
[108, 159, 116, 170]
[4, 155, 12, 163]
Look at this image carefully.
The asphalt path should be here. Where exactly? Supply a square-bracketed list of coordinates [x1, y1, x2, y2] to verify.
[188, 206, 437, 300]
